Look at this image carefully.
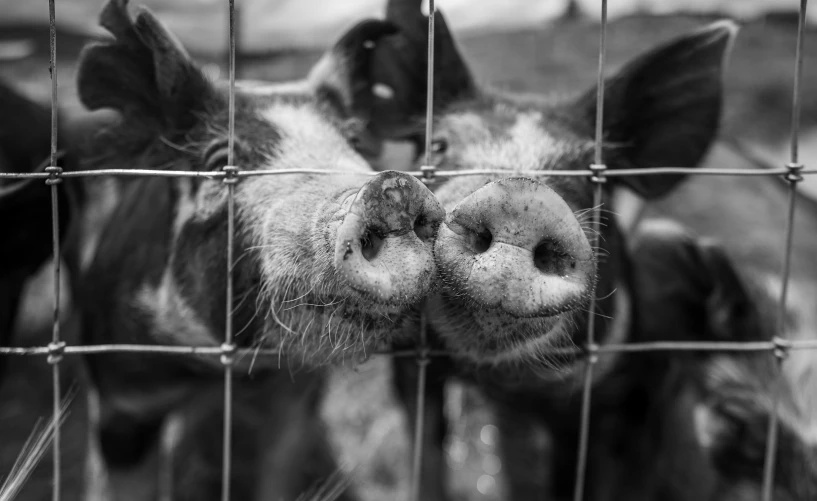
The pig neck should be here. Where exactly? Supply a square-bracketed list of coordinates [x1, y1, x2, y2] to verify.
[67, 174, 283, 373]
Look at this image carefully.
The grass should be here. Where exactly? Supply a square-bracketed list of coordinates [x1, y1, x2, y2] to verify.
[1, 10, 814, 501]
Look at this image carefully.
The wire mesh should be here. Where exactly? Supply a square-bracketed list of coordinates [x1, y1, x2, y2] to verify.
[0, 0, 813, 501]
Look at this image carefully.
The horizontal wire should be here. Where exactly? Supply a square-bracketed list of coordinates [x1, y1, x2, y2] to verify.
[3, 339, 817, 357]
[2, 166, 817, 181]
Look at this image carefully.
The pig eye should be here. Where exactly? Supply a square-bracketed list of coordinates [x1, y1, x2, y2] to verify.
[430, 138, 448, 155]
[202, 139, 230, 171]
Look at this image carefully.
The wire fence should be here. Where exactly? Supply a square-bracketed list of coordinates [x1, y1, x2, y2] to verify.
[0, 0, 814, 501]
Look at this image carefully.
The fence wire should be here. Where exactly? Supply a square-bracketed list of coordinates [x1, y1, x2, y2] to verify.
[0, 0, 813, 501]
[45, 1, 63, 501]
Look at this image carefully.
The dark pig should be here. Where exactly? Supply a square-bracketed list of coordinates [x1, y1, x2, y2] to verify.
[566, 219, 817, 501]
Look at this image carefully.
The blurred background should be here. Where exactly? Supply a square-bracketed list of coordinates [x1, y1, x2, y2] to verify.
[0, 0, 812, 55]
[0, 1, 815, 501]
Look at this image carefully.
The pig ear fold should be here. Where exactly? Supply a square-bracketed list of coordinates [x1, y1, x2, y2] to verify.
[573, 20, 739, 199]
[631, 220, 754, 342]
[367, 0, 477, 139]
[76, 0, 215, 131]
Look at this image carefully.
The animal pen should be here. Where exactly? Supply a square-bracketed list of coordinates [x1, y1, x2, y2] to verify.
[0, 0, 816, 501]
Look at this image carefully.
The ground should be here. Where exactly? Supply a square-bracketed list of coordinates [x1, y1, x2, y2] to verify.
[0, 11, 815, 501]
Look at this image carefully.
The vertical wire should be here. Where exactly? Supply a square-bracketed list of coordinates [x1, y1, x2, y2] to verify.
[788, 0, 808, 167]
[423, 0, 436, 168]
[408, 308, 429, 501]
[221, 1, 238, 501]
[573, 1, 607, 500]
[761, 1, 808, 499]
[409, 2, 437, 500]
[47, 1, 63, 500]
[234, 1, 243, 79]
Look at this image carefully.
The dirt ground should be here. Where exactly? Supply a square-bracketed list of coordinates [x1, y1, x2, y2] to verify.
[1, 9, 815, 501]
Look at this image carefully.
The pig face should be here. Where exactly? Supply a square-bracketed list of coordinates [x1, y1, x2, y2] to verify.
[367, 2, 738, 367]
[74, 0, 444, 367]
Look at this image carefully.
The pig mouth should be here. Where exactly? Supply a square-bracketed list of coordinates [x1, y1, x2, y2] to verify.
[280, 292, 407, 324]
[430, 292, 585, 364]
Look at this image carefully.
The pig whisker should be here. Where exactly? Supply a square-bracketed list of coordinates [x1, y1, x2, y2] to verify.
[578, 219, 610, 231]
[590, 246, 611, 257]
[596, 288, 618, 302]
[233, 306, 260, 340]
[281, 286, 316, 304]
[283, 299, 342, 311]
[326, 307, 340, 349]
[242, 244, 281, 251]
[248, 341, 264, 375]
[582, 226, 605, 241]
[158, 135, 198, 154]
[577, 307, 613, 321]
[268, 299, 298, 337]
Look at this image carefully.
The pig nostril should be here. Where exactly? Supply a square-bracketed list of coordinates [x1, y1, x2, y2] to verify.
[469, 229, 492, 254]
[360, 230, 385, 262]
[413, 215, 435, 242]
[533, 239, 572, 274]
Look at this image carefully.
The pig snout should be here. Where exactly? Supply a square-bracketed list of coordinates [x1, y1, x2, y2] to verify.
[435, 177, 596, 318]
[334, 171, 444, 303]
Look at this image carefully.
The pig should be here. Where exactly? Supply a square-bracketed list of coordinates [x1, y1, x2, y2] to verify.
[635, 104, 817, 501]
[562, 219, 817, 501]
[357, 1, 740, 499]
[39, 0, 446, 499]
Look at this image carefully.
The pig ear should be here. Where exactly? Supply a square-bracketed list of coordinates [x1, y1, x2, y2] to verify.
[366, 0, 477, 139]
[76, 0, 216, 131]
[307, 19, 400, 121]
[573, 20, 738, 199]
[631, 220, 754, 342]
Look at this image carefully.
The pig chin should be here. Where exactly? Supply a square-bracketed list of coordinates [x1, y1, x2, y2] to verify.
[429, 294, 586, 366]
[258, 295, 409, 366]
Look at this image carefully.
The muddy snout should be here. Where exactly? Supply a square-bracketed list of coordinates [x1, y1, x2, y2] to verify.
[334, 171, 444, 303]
[435, 177, 596, 317]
